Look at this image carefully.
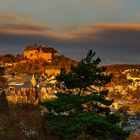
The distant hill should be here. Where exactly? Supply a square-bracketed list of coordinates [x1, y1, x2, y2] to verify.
[103, 64, 140, 101]
[106, 64, 140, 73]
[105, 64, 140, 83]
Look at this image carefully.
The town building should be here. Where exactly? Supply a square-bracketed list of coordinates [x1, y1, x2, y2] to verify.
[45, 66, 60, 77]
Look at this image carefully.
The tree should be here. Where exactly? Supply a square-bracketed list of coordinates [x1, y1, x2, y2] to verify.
[0, 54, 16, 63]
[0, 67, 9, 113]
[41, 50, 129, 139]
[55, 50, 113, 114]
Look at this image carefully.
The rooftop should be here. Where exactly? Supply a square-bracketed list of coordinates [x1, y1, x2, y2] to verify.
[24, 44, 58, 53]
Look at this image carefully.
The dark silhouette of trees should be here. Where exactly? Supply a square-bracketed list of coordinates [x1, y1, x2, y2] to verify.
[0, 54, 16, 63]
[0, 67, 9, 113]
[42, 50, 129, 139]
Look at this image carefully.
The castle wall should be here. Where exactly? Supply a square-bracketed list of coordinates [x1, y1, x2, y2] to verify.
[24, 50, 38, 60]
[24, 50, 52, 62]
[24, 45, 58, 63]
[38, 52, 52, 62]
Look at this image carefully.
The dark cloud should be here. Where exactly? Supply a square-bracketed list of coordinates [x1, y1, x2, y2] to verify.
[0, 23, 140, 65]
[0, 23, 50, 31]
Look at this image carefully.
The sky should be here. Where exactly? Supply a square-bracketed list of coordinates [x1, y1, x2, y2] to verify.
[0, 0, 140, 64]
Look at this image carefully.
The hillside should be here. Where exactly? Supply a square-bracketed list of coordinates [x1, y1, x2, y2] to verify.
[4, 54, 78, 75]
[106, 64, 140, 74]
[52, 55, 78, 72]
[103, 64, 140, 102]
[106, 64, 140, 84]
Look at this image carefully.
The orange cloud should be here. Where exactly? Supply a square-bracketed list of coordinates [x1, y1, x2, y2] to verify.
[0, 12, 27, 23]
[59, 24, 140, 41]
[94, 24, 140, 30]
[0, 13, 140, 42]
[0, 22, 51, 31]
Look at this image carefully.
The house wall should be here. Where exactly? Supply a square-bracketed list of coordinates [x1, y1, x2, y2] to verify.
[45, 68, 60, 77]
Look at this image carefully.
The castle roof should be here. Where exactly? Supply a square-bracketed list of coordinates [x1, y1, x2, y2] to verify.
[24, 44, 38, 51]
[41, 47, 57, 53]
[24, 44, 57, 53]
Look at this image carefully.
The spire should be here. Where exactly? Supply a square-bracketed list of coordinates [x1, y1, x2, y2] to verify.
[31, 74, 37, 87]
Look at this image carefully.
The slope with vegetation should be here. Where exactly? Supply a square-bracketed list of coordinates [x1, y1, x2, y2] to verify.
[5, 54, 78, 75]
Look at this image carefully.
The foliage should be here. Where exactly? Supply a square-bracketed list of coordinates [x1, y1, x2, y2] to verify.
[8, 54, 77, 75]
[43, 111, 128, 140]
[0, 67, 9, 113]
[52, 55, 78, 72]
[42, 50, 129, 139]
[0, 54, 16, 63]
[42, 91, 112, 115]
[0, 54, 25, 64]
[8, 59, 48, 75]
[0, 103, 45, 140]
[57, 50, 112, 92]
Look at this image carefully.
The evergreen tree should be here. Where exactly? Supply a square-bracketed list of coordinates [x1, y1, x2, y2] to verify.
[41, 50, 129, 140]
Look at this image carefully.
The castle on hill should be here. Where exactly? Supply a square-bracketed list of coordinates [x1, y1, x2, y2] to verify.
[24, 44, 58, 63]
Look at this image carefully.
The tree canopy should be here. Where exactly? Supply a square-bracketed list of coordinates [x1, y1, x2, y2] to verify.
[0, 67, 9, 113]
[41, 50, 129, 140]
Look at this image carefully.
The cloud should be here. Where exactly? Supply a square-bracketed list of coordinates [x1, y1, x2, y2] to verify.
[0, 12, 52, 36]
[0, 12, 27, 23]
[0, 23, 52, 36]
[0, 14, 140, 64]
[94, 24, 140, 31]
[0, 12, 140, 42]
[0, 23, 51, 31]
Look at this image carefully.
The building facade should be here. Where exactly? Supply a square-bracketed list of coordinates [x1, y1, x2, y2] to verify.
[24, 44, 58, 63]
